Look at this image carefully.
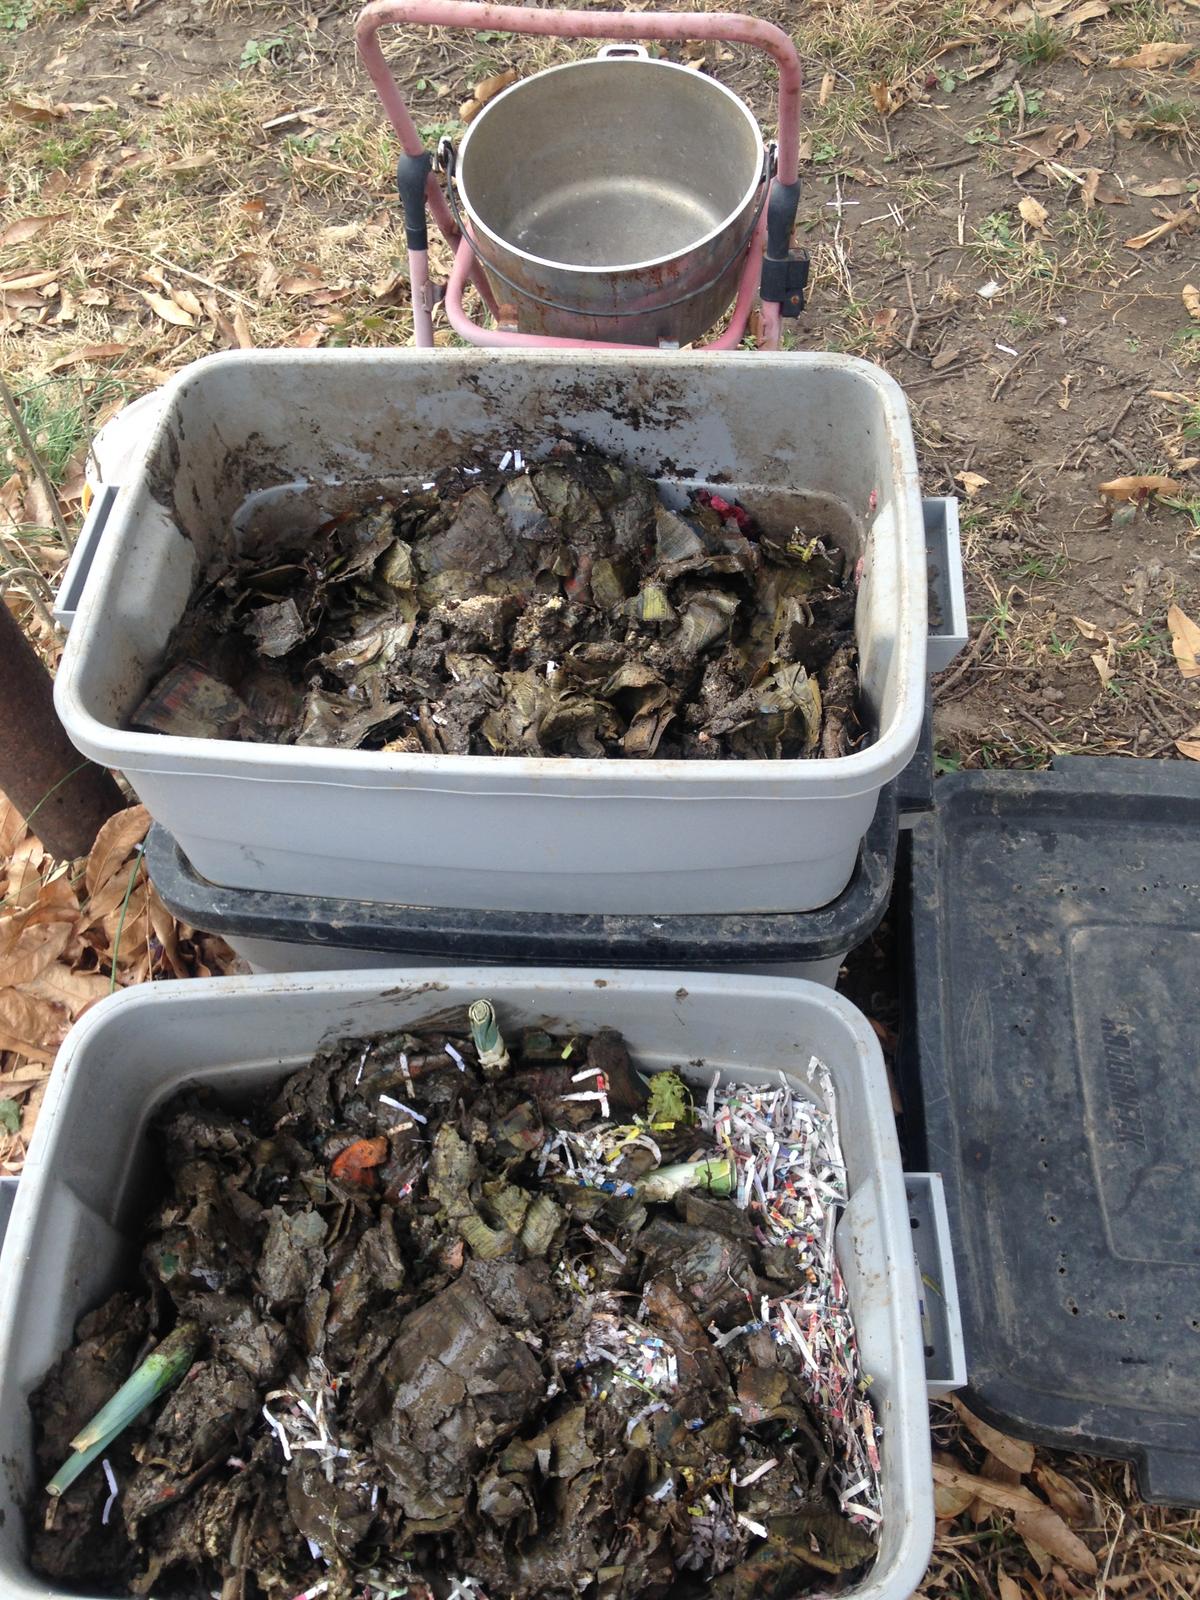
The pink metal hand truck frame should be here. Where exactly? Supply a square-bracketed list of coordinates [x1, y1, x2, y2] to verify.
[355, 1, 806, 352]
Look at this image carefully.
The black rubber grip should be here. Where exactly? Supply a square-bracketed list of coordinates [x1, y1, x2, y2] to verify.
[396, 150, 433, 252]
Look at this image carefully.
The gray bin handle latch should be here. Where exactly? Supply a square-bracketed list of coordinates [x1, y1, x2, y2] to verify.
[53, 483, 120, 632]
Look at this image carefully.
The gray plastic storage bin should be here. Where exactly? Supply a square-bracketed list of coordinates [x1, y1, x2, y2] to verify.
[0, 969, 932, 1600]
[54, 348, 929, 916]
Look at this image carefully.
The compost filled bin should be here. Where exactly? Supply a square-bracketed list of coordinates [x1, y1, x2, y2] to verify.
[0, 969, 933, 1600]
[53, 347, 930, 916]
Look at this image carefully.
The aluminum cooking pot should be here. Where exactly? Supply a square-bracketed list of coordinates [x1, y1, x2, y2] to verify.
[454, 48, 767, 346]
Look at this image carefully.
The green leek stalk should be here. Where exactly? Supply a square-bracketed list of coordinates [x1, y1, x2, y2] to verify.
[636, 1158, 734, 1205]
[468, 999, 510, 1077]
[46, 1321, 200, 1498]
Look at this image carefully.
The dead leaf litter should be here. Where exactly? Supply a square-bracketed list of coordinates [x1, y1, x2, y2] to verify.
[131, 445, 863, 762]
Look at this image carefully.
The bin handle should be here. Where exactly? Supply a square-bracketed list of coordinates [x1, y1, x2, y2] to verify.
[905, 1172, 968, 1398]
[53, 483, 119, 631]
[595, 42, 649, 59]
[922, 495, 969, 675]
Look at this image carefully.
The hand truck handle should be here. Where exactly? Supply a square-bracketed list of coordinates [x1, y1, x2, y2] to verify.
[355, 1, 804, 186]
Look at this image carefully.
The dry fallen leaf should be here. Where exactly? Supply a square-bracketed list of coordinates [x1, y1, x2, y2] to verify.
[5, 96, 67, 124]
[1176, 732, 1200, 760]
[1131, 177, 1187, 197]
[870, 79, 903, 115]
[1018, 195, 1049, 230]
[951, 1397, 1036, 1474]
[1099, 473, 1181, 500]
[0, 213, 66, 248]
[933, 1451, 976, 1519]
[1091, 650, 1116, 687]
[84, 806, 151, 902]
[141, 289, 195, 327]
[1168, 603, 1200, 679]
[287, 324, 327, 348]
[1184, 283, 1200, 320]
[171, 287, 204, 320]
[233, 307, 254, 348]
[871, 307, 900, 341]
[278, 271, 327, 295]
[240, 197, 267, 226]
[998, 1573, 1024, 1600]
[1012, 1503, 1098, 1576]
[818, 71, 835, 107]
[1124, 198, 1199, 250]
[0, 267, 60, 292]
[930, 1466, 1098, 1576]
[47, 342, 129, 371]
[1060, 0, 1109, 24]
[473, 69, 518, 106]
[161, 150, 217, 173]
[1107, 41, 1193, 69]
[955, 470, 990, 497]
[1034, 1465, 1092, 1525]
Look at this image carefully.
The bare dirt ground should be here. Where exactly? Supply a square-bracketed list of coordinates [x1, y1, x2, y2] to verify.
[2, 0, 1200, 1594]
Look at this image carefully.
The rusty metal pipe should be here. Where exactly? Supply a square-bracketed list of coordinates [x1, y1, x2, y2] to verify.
[0, 601, 123, 859]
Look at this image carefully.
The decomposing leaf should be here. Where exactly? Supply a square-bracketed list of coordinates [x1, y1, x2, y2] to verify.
[955, 470, 990, 497]
[1018, 195, 1049, 230]
[130, 452, 859, 764]
[0, 1099, 19, 1136]
[1168, 603, 1200, 679]
[0, 213, 66, 248]
[141, 290, 195, 327]
[951, 1397, 1035, 1474]
[1099, 473, 1181, 500]
[1184, 283, 1200, 320]
[1107, 42, 1193, 69]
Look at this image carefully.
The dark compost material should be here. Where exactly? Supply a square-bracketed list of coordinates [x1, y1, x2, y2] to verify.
[29, 1007, 881, 1599]
[130, 445, 862, 761]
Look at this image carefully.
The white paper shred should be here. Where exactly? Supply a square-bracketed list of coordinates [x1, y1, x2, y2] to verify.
[100, 1457, 118, 1526]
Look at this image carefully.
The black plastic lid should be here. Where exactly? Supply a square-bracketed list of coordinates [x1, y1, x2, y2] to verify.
[146, 783, 897, 968]
[902, 757, 1200, 1505]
